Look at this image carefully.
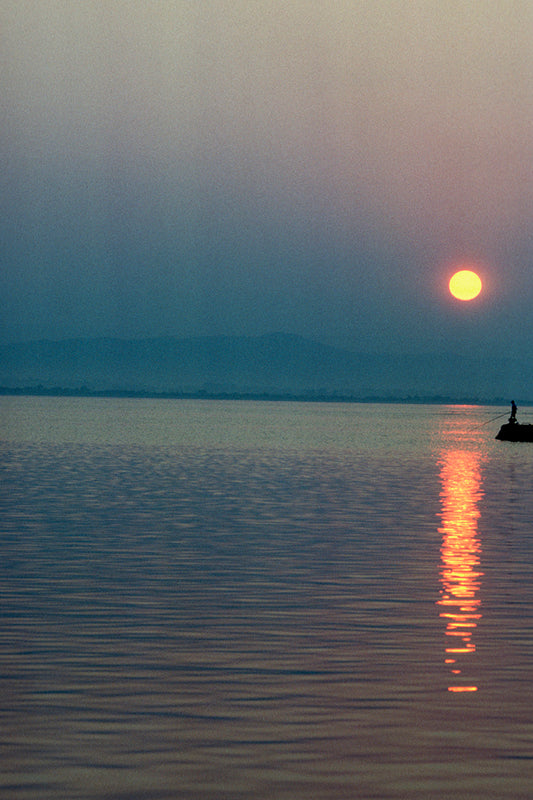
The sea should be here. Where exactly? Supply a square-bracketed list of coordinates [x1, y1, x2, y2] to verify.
[0, 397, 532, 800]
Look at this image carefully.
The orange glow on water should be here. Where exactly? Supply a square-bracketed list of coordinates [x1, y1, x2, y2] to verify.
[448, 686, 478, 693]
[437, 449, 484, 692]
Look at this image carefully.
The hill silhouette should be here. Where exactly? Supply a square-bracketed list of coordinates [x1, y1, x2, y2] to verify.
[0, 333, 523, 401]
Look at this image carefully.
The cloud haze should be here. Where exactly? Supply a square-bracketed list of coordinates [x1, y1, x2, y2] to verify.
[2, 1, 533, 366]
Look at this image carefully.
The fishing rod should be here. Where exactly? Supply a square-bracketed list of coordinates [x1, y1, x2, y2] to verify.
[478, 412, 509, 427]
[477, 410, 533, 428]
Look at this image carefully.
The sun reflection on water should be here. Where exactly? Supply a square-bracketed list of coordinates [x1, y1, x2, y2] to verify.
[437, 449, 484, 693]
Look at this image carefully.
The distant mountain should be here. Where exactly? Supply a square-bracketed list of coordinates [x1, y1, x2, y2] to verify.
[0, 333, 525, 401]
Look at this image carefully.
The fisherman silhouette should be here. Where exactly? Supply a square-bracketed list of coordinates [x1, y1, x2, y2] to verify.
[510, 400, 517, 423]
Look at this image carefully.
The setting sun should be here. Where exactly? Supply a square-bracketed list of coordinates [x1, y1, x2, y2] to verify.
[449, 270, 482, 301]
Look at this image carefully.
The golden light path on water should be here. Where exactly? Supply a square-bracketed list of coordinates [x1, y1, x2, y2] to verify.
[437, 449, 484, 693]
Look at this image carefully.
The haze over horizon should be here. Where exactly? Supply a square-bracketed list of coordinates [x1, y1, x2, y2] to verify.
[3, 2, 533, 389]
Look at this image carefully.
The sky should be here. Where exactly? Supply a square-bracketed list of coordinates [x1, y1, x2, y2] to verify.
[2, 0, 533, 362]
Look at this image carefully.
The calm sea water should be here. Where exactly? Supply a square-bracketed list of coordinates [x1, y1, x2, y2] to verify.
[1, 397, 532, 799]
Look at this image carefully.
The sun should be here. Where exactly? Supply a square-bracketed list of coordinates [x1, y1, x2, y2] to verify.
[449, 269, 482, 301]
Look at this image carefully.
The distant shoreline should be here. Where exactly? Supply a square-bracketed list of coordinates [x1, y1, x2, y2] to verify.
[0, 386, 509, 406]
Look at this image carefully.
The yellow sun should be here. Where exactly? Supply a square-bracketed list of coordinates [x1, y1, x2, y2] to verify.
[449, 270, 482, 301]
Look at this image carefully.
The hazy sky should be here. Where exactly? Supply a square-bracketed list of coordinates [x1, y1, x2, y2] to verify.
[3, 0, 533, 358]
